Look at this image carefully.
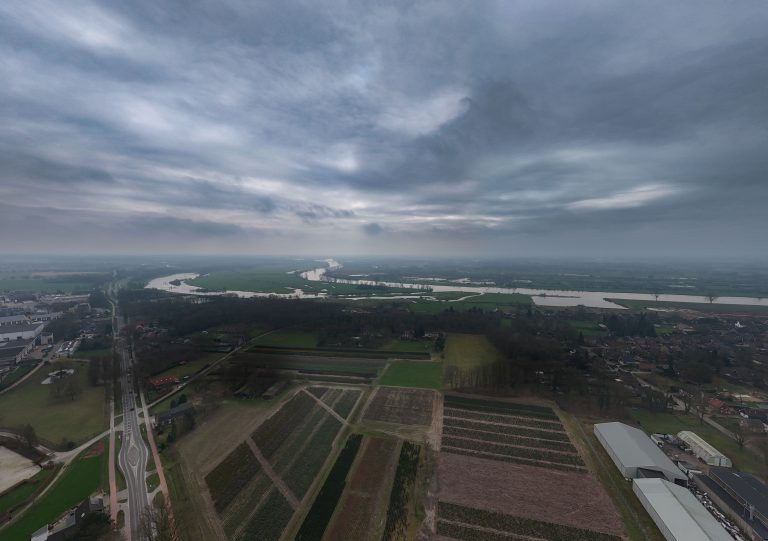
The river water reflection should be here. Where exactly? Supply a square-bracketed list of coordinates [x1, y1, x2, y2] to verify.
[146, 260, 768, 310]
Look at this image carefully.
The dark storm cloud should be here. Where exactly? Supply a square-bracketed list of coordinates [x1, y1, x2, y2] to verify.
[0, 0, 766, 256]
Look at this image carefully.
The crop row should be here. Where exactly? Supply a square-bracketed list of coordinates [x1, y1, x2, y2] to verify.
[205, 443, 260, 513]
[382, 441, 422, 541]
[270, 406, 329, 474]
[442, 436, 584, 467]
[284, 415, 343, 498]
[321, 388, 343, 406]
[441, 447, 586, 473]
[443, 407, 565, 431]
[295, 434, 363, 541]
[221, 472, 272, 538]
[443, 426, 577, 454]
[236, 488, 294, 541]
[444, 396, 558, 419]
[332, 390, 361, 419]
[438, 502, 622, 541]
[307, 386, 328, 398]
[443, 417, 571, 442]
[251, 392, 316, 458]
[364, 388, 434, 426]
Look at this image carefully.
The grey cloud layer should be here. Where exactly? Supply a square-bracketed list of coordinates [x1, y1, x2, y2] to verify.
[0, 0, 766, 256]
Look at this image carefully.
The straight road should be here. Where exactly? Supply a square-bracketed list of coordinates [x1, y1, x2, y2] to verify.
[117, 338, 150, 540]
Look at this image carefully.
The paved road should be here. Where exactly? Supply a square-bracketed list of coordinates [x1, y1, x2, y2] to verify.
[117, 339, 150, 541]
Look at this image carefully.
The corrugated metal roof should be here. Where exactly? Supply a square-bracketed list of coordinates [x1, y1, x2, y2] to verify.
[595, 421, 685, 482]
[678, 431, 727, 460]
[634, 478, 731, 541]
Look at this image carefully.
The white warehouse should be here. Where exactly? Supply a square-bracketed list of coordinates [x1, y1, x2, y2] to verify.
[633, 478, 731, 541]
[677, 431, 732, 467]
[594, 422, 687, 484]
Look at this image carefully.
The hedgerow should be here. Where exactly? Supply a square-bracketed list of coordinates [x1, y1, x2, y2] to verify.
[382, 441, 421, 541]
[295, 434, 363, 541]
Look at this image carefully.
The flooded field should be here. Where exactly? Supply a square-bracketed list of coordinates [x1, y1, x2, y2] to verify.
[147, 260, 768, 310]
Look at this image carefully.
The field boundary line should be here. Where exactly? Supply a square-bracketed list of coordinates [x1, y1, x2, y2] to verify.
[437, 518, 541, 541]
[245, 439, 300, 510]
[302, 388, 347, 425]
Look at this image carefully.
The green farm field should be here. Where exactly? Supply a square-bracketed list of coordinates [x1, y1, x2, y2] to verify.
[610, 299, 768, 314]
[409, 292, 530, 314]
[629, 409, 763, 473]
[378, 361, 443, 390]
[188, 269, 417, 297]
[443, 334, 504, 371]
[568, 320, 608, 337]
[0, 361, 107, 447]
[252, 330, 319, 348]
[0, 444, 103, 541]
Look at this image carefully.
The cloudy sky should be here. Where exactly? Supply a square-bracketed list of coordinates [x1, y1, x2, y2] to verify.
[1, 1, 766, 257]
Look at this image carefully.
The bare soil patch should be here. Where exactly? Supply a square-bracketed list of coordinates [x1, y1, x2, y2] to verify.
[437, 452, 624, 537]
[0, 446, 40, 493]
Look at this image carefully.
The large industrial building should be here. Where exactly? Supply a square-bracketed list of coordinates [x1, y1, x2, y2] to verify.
[633, 478, 732, 541]
[594, 422, 687, 484]
[0, 322, 44, 342]
[678, 431, 732, 467]
[695, 467, 768, 540]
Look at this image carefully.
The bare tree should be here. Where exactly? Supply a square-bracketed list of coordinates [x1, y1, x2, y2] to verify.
[140, 497, 177, 541]
[679, 386, 693, 415]
[694, 389, 708, 425]
[734, 420, 746, 449]
[22, 424, 38, 451]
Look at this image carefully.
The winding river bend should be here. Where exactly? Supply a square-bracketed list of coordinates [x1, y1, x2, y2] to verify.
[146, 259, 768, 310]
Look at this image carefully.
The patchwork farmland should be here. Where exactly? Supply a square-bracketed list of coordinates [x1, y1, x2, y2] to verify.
[322, 436, 402, 541]
[436, 395, 625, 541]
[202, 386, 364, 541]
[363, 387, 437, 426]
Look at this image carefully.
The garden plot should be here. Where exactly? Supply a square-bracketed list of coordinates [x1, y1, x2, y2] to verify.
[441, 396, 585, 472]
[323, 437, 401, 541]
[437, 396, 624, 541]
[363, 387, 436, 426]
[203, 389, 347, 540]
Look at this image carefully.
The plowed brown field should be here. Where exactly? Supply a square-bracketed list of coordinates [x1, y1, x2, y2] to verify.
[438, 452, 624, 537]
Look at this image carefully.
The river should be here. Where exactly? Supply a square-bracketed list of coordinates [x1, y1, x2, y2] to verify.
[146, 260, 768, 310]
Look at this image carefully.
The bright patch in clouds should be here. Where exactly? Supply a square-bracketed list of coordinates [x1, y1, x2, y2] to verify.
[566, 184, 682, 210]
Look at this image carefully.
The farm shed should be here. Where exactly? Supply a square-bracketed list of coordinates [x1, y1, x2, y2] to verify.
[677, 431, 732, 467]
[633, 478, 731, 541]
[694, 467, 768, 541]
[594, 422, 686, 484]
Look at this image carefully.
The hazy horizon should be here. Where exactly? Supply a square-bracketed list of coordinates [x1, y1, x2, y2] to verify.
[1, 1, 767, 257]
